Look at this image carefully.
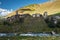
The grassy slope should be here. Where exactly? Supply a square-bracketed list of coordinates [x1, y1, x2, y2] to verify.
[5, 0, 60, 18]
[20, 17, 50, 33]
[0, 17, 52, 33]
[50, 12, 60, 16]
[0, 36, 60, 40]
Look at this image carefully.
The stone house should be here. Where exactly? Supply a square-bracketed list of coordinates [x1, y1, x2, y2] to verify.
[32, 14, 42, 18]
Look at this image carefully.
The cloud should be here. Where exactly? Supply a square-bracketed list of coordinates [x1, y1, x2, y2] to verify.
[0, 8, 13, 16]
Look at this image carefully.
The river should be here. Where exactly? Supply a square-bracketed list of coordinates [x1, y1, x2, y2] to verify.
[0, 33, 60, 37]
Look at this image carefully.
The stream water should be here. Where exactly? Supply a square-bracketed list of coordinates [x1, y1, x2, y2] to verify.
[0, 33, 60, 37]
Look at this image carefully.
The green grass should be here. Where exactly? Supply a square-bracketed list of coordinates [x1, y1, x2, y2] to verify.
[19, 17, 52, 33]
[0, 36, 60, 40]
[49, 12, 60, 16]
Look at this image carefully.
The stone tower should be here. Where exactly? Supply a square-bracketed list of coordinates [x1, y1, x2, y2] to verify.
[16, 11, 18, 15]
[43, 11, 48, 19]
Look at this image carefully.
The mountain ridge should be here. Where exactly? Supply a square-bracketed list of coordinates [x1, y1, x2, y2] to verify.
[5, 0, 60, 18]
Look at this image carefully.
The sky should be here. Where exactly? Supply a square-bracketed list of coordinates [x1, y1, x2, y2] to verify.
[0, 0, 50, 10]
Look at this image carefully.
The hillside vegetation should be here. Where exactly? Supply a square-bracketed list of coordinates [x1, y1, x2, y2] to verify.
[0, 16, 51, 33]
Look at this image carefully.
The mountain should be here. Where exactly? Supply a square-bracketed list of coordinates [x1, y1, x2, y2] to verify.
[5, 0, 60, 18]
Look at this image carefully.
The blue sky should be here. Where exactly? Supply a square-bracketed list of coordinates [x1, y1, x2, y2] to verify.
[0, 0, 50, 10]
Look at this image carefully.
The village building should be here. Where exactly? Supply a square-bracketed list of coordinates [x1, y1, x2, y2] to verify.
[50, 16, 58, 24]
[52, 18, 57, 24]
[43, 11, 48, 19]
[6, 17, 12, 22]
[22, 14, 31, 17]
[6, 10, 31, 23]
[32, 13, 42, 18]
[32, 14, 36, 17]
[6, 11, 20, 22]
[54, 16, 60, 19]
